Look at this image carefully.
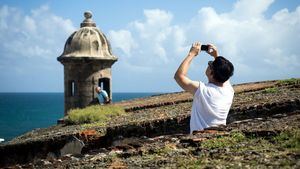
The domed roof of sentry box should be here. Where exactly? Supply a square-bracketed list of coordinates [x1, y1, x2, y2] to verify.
[58, 11, 117, 61]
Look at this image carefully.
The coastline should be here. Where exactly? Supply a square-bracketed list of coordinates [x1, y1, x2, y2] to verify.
[0, 92, 160, 142]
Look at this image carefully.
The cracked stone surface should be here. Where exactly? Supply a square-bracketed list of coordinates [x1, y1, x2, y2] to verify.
[1, 79, 300, 168]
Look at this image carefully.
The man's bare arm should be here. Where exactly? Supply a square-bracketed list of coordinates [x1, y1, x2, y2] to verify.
[174, 42, 201, 95]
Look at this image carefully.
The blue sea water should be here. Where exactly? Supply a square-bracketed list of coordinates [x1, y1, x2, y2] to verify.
[0, 92, 159, 142]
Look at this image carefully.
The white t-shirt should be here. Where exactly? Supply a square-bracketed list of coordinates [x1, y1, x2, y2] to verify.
[190, 81, 234, 134]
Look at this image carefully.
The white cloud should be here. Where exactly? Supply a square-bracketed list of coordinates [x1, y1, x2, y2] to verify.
[1, 0, 299, 92]
[264, 48, 300, 68]
[133, 9, 173, 39]
[229, 0, 274, 20]
[0, 5, 76, 92]
[24, 16, 37, 32]
[108, 30, 137, 56]
[0, 5, 76, 60]
[108, 0, 300, 89]
[184, 1, 300, 77]
[108, 8, 183, 68]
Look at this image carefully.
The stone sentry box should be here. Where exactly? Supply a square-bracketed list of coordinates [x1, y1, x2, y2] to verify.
[57, 11, 118, 115]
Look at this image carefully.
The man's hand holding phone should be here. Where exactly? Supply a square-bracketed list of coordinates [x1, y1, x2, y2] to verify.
[206, 44, 218, 58]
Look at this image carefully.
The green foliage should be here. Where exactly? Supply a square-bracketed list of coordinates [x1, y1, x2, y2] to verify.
[176, 157, 203, 168]
[273, 129, 300, 150]
[155, 144, 175, 155]
[82, 121, 107, 128]
[278, 78, 300, 85]
[65, 105, 125, 125]
[231, 132, 246, 142]
[201, 132, 245, 149]
[263, 87, 279, 93]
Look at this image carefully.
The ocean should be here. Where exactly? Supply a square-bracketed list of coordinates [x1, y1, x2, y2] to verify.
[0, 92, 159, 142]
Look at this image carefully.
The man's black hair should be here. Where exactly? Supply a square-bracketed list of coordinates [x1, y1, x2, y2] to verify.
[211, 56, 234, 83]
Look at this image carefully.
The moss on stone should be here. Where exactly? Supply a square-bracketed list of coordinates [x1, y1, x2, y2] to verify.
[178, 129, 300, 168]
[200, 132, 246, 149]
[65, 105, 125, 125]
[273, 129, 300, 150]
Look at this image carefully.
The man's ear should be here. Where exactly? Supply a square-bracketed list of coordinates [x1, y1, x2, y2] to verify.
[209, 71, 214, 79]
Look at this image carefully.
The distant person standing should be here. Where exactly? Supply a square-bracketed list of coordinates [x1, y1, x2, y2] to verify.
[95, 87, 110, 104]
[174, 42, 234, 134]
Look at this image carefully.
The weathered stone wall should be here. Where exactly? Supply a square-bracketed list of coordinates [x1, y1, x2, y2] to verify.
[1, 99, 299, 167]
[63, 60, 113, 115]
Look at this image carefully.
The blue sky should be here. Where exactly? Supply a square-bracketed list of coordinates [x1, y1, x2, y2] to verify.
[0, 0, 299, 92]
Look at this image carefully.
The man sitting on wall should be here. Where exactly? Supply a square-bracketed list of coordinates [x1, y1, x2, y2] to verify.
[174, 42, 234, 134]
[95, 87, 110, 104]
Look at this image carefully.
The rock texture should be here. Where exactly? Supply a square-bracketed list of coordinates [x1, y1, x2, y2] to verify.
[60, 136, 84, 156]
[0, 79, 299, 168]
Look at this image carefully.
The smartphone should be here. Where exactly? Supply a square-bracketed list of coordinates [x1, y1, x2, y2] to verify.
[201, 45, 208, 51]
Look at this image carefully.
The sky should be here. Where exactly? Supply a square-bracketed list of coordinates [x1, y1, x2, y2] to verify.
[0, 0, 299, 92]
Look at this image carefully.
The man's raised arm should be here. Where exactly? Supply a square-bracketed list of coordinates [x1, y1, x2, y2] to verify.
[174, 42, 201, 95]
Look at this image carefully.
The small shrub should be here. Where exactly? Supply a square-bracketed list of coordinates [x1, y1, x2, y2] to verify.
[231, 132, 246, 142]
[263, 87, 279, 93]
[65, 105, 125, 125]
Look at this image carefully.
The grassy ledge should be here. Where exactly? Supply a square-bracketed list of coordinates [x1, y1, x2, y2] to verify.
[278, 78, 300, 85]
[263, 87, 279, 93]
[65, 105, 125, 125]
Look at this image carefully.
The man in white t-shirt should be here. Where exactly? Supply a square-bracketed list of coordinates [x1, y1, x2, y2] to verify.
[174, 42, 234, 134]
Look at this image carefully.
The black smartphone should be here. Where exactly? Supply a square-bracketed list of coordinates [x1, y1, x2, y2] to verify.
[201, 45, 208, 51]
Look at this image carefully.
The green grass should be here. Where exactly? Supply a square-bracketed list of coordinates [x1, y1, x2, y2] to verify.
[278, 78, 300, 85]
[273, 129, 300, 150]
[176, 157, 204, 169]
[200, 132, 246, 149]
[65, 105, 125, 125]
[263, 87, 279, 93]
[176, 130, 300, 168]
